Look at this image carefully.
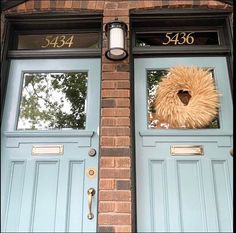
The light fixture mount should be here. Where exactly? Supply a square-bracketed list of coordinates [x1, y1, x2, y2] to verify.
[105, 19, 128, 61]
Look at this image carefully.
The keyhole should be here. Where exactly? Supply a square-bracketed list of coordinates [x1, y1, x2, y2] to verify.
[177, 90, 191, 106]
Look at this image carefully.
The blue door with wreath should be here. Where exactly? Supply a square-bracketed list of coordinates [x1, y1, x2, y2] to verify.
[135, 57, 233, 232]
[1, 59, 100, 232]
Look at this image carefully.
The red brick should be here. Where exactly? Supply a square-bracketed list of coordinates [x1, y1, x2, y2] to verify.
[102, 99, 116, 107]
[115, 158, 131, 168]
[152, 1, 163, 7]
[99, 190, 131, 201]
[100, 157, 115, 168]
[16, 3, 26, 11]
[101, 127, 130, 136]
[115, 137, 130, 146]
[100, 169, 130, 179]
[98, 226, 115, 233]
[129, 1, 145, 9]
[116, 117, 130, 126]
[34, 0, 41, 10]
[56, 0, 65, 9]
[105, 2, 118, 9]
[114, 226, 132, 232]
[102, 81, 116, 89]
[81, 1, 89, 9]
[102, 90, 130, 98]
[118, 2, 129, 9]
[116, 180, 131, 190]
[103, 64, 116, 72]
[87, 1, 96, 9]
[143, 1, 156, 8]
[199, 0, 210, 7]
[72, 0, 80, 8]
[208, 1, 227, 8]
[64, 0, 73, 9]
[103, 72, 129, 80]
[96, 1, 105, 10]
[101, 137, 116, 146]
[102, 81, 130, 89]
[101, 109, 130, 117]
[99, 179, 115, 190]
[101, 118, 116, 126]
[116, 99, 130, 107]
[115, 202, 131, 213]
[104, 9, 129, 17]
[117, 81, 130, 89]
[99, 202, 115, 212]
[98, 214, 131, 225]
[101, 148, 130, 157]
[25, 0, 34, 11]
[117, 64, 130, 72]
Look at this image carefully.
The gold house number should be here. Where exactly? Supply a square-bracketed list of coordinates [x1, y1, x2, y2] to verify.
[162, 32, 195, 45]
[41, 35, 74, 48]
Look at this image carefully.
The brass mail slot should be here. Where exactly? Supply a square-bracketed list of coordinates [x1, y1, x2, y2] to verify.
[171, 145, 204, 156]
[32, 145, 64, 155]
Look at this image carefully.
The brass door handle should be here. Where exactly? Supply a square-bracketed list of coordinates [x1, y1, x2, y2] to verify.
[87, 188, 96, 220]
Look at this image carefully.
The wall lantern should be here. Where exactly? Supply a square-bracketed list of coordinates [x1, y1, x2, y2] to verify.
[105, 19, 128, 61]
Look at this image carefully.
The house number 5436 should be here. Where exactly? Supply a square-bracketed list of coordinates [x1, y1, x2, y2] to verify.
[162, 32, 195, 45]
[41, 35, 74, 48]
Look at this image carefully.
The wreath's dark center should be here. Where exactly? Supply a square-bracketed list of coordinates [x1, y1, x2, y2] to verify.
[177, 90, 191, 105]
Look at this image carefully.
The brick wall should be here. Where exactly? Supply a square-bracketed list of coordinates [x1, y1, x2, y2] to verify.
[2, 1, 232, 232]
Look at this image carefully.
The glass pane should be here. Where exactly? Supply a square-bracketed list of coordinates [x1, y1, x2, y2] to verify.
[136, 31, 219, 47]
[17, 72, 88, 130]
[17, 33, 99, 50]
[147, 68, 220, 129]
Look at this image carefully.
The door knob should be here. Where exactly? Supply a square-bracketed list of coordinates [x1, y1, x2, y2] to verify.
[87, 188, 96, 220]
[230, 148, 233, 156]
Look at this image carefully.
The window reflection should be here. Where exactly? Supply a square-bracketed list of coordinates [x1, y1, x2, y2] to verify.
[147, 69, 220, 129]
[17, 72, 88, 130]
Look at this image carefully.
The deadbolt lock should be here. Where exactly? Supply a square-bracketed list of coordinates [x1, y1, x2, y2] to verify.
[88, 148, 96, 157]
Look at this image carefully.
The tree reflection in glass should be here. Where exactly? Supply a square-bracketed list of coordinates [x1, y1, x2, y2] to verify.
[17, 72, 88, 130]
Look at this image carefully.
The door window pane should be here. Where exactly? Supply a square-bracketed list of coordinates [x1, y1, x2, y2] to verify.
[147, 69, 220, 129]
[17, 72, 88, 130]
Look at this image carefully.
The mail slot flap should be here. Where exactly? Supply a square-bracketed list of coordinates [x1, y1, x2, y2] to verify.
[171, 145, 204, 156]
[32, 145, 64, 155]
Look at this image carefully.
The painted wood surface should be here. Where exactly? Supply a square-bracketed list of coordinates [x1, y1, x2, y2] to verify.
[135, 57, 233, 232]
[1, 59, 100, 232]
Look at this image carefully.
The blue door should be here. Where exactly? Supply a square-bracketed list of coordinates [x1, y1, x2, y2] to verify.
[1, 59, 100, 232]
[135, 57, 233, 232]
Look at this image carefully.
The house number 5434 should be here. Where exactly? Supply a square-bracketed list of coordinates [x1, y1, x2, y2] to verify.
[41, 35, 74, 48]
[162, 32, 195, 45]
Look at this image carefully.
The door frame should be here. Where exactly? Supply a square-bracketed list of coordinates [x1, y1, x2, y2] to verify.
[130, 8, 233, 232]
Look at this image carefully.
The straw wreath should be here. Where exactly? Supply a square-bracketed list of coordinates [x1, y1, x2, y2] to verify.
[153, 66, 220, 128]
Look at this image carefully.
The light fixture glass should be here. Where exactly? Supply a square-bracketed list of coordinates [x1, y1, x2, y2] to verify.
[105, 19, 128, 61]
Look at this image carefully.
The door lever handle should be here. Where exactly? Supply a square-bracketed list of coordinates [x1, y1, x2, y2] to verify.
[87, 188, 96, 220]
